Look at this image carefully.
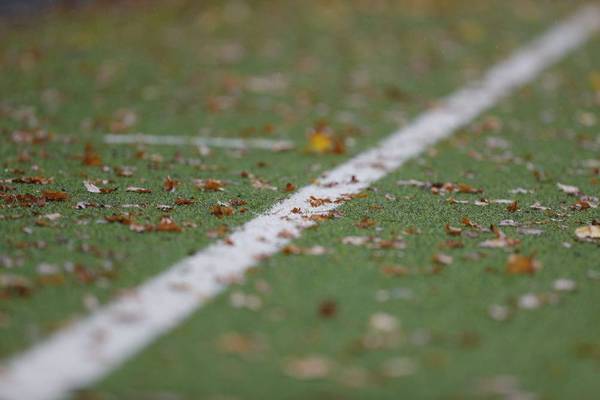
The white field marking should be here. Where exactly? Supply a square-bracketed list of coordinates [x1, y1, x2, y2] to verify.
[1, 5, 599, 400]
[104, 133, 295, 151]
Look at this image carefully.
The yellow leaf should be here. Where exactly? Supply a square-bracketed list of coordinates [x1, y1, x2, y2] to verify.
[307, 130, 334, 154]
[590, 71, 600, 92]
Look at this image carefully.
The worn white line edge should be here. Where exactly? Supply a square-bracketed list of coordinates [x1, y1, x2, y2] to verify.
[104, 133, 295, 151]
[1, 5, 598, 400]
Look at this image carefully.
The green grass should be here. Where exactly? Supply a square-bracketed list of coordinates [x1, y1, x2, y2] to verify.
[0, 1, 599, 399]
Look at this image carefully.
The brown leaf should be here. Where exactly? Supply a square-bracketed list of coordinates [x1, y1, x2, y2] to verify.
[356, 217, 376, 229]
[12, 176, 54, 185]
[2, 193, 46, 207]
[195, 178, 225, 192]
[308, 196, 332, 207]
[74, 264, 100, 284]
[42, 190, 69, 202]
[105, 213, 133, 225]
[318, 300, 337, 318]
[381, 265, 410, 277]
[175, 197, 195, 206]
[445, 224, 462, 236]
[0, 274, 33, 298]
[210, 204, 234, 218]
[156, 216, 182, 232]
[163, 176, 179, 192]
[506, 254, 542, 275]
[506, 201, 519, 213]
[82, 143, 102, 166]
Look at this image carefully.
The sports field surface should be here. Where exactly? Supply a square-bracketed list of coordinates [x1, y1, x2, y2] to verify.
[1, 1, 599, 399]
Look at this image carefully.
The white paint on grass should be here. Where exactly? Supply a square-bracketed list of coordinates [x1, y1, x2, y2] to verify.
[104, 133, 295, 151]
[1, 5, 599, 400]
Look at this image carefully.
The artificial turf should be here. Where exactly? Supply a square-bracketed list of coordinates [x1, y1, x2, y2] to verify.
[0, 1, 598, 399]
[88, 34, 600, 399]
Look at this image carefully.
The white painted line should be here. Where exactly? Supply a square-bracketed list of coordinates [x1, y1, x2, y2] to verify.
[104, 133, 295, 151]
[1, 5, 598, 399]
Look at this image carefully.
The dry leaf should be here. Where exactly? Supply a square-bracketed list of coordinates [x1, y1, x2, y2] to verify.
[12, 176, 54, 185]
[42, 190, 69, 202]
[175, 197, 195, 206]
[156, 216, 182, 232]
[210, 204, 234, 218]
[307, 129, 334, 154]
[284, 356, 333, 380]
[163, 176, 179, 192]
[506, 254, 542, 275]
[445, 224, 462, 236]
[506, 201, 519, 213]
[356, 217, 376, 229]
[83, 181, 101, 193]
[126, 186, 152, 193]
[432, 253, 453, 265]
[575, 225, 600, 240]
[82, 143, 102, 166]
[194, 178, 225, 192]
[557, 182, 580, 195]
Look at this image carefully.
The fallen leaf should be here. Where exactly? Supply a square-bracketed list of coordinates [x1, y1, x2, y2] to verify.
[175, 197, 195, 206]
[380, 357, 417, 378]
[82, 143, 102, 166]
[126, 186, 152, 193]
[553, 278, 576, 292]
[432, 253, 453, 265]
[341, 236, 370, 246]
[445, 224, 462, 236]
[83, 181, 101, 193]
[217, 332, 264, 355]
[557, 182, 581, 195]
[506, 201, 519, 213]
[506, 254, 542, 275]
[381, 265, 410, 277]
[83, 181, 116, 194]
[318, 300, 337, 318]
[575, 225, 600, 241]
[284, 356, 333, 380]
[163, 176, 179, 192]
[42, 190, 69, 202]
[307, 129, 334, 154]
[194, 178, 225, 192]
[12, 176, 54, 185]
[308, 196, 332, 207]
[156, 216, 182, 232]
[105, 213, 133, 225]
[480, 226, 520, 248]
[356, 217, 376, 229]
[210, 204, 234, 218]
